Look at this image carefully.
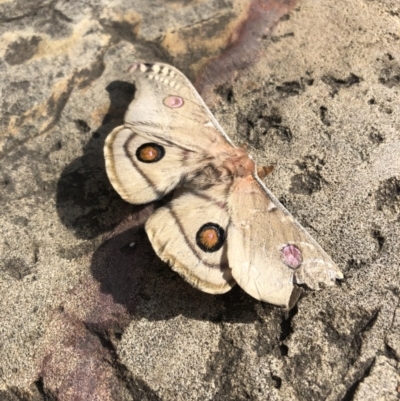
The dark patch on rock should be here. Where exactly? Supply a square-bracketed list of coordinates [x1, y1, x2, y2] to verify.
[270, 31, 294, 42]
[1, 1, 74, 38]
[210, 359, 255, 399]
[135, 39, 175, 68]
[0, 390, 19, 401]
[279, 13, 291, 22]
[50, 140, 63, 152]
[4, 36, 41, 65]
[99, 19, 140, 44]
[215, 84, 234, 103]
[0, 143, 59, 206]
[271, 374, 282, 388]
[0, 0, 53, 23]
[319, 105, 331, 126]
[43, 82, 74, 134]
[2, 175, 12, 190]
[278, 195, 295, 212]
[290, 172, 323, 195]
[77, 59, 106, 89]
[53, 8, 73, 23]
[296, 154, 326, 171]
[74, 119, 91, 134]
[346, 258, 367, 272]
[11, 216, 30, 227]
[290, 155, 326, 195]
[342, 358, 375, 401]
[369, 128, 384, 144]
[375, 176, 400, 214]
[237, 101, 293, 146]
[57, 241, 99, 261]
[377, 53, 400, 88]
[0, 386, 44, 401]
[10, 80, 31, 91]
[2, 257, 32, 280]
[371, 229, 385, 253]
[322, 73, 362, 96]
[32, 6, 73, 38]
[164, 0, 199, 5]
[379, 68, 400, 88]
[384, 342, 399, 362]
[34, 377, 57, 401]
[276, 80, 303, 96]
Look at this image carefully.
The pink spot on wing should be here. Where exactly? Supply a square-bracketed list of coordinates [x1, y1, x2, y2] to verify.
[282, 244, 302, 269]
[163, 96, 184, 108]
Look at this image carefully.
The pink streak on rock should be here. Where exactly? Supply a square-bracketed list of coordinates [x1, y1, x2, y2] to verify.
[195, 0, 299, 105]
[163, 96, 184, 108]
[282, 244, 302, 269]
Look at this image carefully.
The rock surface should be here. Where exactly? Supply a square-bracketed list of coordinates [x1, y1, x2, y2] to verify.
[1, 0, 399, 400]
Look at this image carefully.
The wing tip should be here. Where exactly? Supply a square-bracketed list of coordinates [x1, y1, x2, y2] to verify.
[288, 287, 303, 310]
[335, 270, 344, 280]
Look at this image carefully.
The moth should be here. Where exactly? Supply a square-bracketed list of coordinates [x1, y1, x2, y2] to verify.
[104, 62, 343, 308]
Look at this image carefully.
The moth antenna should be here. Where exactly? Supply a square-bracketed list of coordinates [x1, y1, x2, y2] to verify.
[257, 165, 274, 179]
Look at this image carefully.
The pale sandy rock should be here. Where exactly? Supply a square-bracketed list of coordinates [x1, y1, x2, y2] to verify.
[0, 0, 399, 400]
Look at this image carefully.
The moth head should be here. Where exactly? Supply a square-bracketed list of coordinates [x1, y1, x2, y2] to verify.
[223, 148, 255, 178]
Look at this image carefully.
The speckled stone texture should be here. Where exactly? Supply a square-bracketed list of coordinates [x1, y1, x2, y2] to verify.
[1, 0, 399, 400]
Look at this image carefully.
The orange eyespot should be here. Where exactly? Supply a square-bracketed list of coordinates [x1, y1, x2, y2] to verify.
[200, 228, 218, 247]
[136, 143, 165, 163]
[196, 223, 225, 253]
